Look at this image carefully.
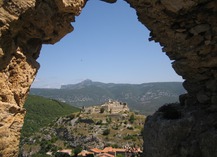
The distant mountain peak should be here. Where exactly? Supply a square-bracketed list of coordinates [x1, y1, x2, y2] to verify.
[81, 79, 93, 84]
[61, 79, 97, 89]
[32, 82, 186, 115]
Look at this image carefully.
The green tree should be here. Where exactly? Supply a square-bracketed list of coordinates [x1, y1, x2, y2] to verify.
[73, 146, 82, 157]
[100, 107, 105, 113]
[106, 117, 112, 124]
[55, 152, 71, 157]
[102, 128, 110, 136]
[39, 139, 53, 153]
[116, 154, 125, 157]
[96, 120, 102, 125]
[129, 113, 135, 124]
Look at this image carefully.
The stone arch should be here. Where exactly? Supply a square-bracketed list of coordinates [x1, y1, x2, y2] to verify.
[0, 0, 217, 156]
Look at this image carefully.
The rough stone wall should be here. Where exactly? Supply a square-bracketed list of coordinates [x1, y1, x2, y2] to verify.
[124, 0, 217, 156]
[83, 100, 129, 114]
[1, 0, 217, 156]
[126, 0, 217, 106]
[0, 0, 85, 156]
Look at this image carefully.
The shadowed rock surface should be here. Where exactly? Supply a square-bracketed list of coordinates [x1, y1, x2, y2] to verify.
[0, 0, 85, 156]
[143, 104, 217, 157]
[0, 0, 217, 156]
[124, 0, 217, 156]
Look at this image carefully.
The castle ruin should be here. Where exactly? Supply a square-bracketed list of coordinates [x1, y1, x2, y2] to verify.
[83, 100, 129, 114]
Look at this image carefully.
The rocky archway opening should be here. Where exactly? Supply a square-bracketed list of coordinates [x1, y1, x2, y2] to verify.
[0, 0, 217, 156]
[32, 0, 182, 88]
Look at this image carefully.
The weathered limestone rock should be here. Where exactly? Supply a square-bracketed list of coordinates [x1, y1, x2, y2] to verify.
[0, 0, 85, 156]
[0, 47, 39, 157]
[1, 0, 217, 156]
[161, 0, 197, 13]
[126, 0, 217, 105]
[143, 104, 217, 157]
[124, 0, 217, 156]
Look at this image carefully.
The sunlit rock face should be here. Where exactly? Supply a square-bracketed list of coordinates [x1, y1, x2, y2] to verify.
[0, 0, 85, 156]
[0, 0, 217, 156]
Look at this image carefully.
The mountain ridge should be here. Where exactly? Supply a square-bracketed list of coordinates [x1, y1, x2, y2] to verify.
[60, 79, 183, 89]
[30, 80, 186, 115]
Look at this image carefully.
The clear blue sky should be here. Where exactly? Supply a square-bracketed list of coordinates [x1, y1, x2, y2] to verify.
[32, 0, 183, 88]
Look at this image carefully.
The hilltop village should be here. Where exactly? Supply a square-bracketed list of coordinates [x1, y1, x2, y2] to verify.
[82, 100, 130, 114]
[51, 100, 143, 157]
[20, 99, 145, 157]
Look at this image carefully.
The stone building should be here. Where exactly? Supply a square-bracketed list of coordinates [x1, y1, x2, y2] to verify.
[83, 100, 129, 114]
[101, 99, 129, 114]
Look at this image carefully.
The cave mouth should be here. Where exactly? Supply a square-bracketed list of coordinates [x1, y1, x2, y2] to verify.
[20, 0, 185, 155]
[32, 0, 183, 89]
[1, 0, 217, 156]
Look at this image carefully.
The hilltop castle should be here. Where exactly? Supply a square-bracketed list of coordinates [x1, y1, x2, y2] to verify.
[83, 100, 129, 114]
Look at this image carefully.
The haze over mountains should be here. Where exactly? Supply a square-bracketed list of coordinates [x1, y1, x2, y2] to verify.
[30, 79, 186, 115]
